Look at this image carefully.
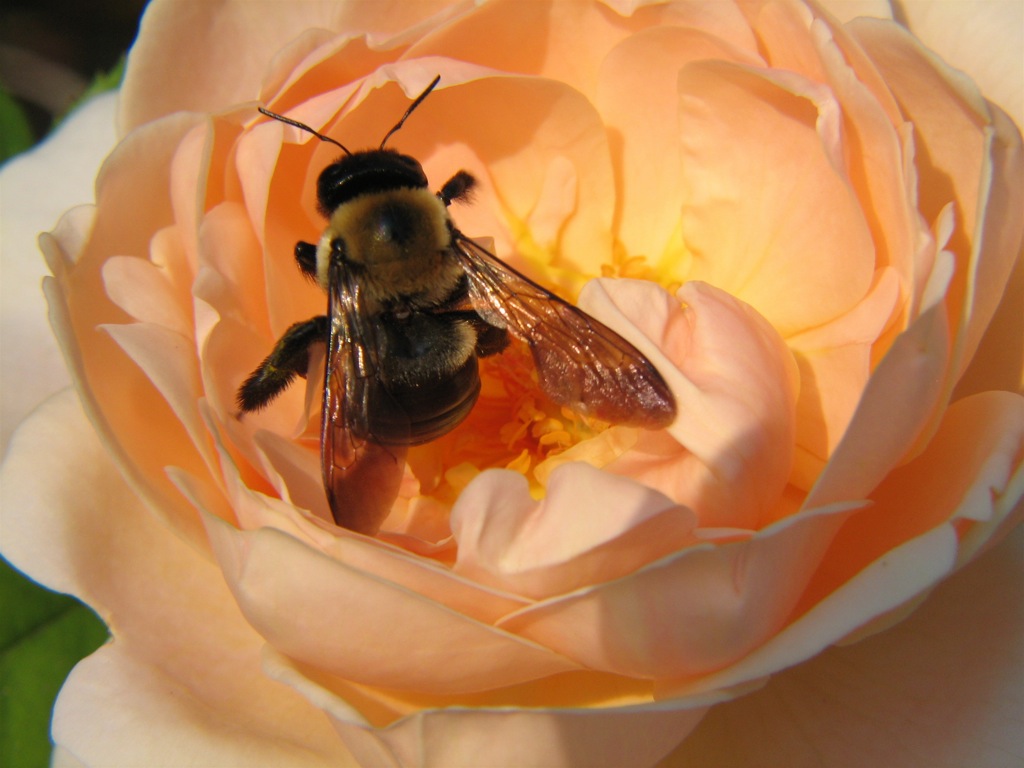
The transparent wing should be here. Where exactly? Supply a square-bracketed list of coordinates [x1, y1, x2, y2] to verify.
[321, 258, 404, 534]
[450, 233, 676, 428]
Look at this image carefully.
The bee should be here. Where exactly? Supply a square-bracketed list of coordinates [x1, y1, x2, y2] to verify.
[237, 76, 676, 535]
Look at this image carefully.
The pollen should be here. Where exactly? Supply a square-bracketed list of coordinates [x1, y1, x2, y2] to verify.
[409, 337, 613, 505]
[603, 240, 683, 294]
[474, 343, 607, 475]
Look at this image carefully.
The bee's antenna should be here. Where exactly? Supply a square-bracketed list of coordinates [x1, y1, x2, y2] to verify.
[379, 75, 441, 149]
[258, 107, 352, 156]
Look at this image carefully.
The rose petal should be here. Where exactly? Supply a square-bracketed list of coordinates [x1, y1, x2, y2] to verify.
[811, 390, 1024, 602]
[788, 267, 902, 487]
[40, 112, 214, 543]
[816, 0, 892, 24]
[264, 649, 719, 768]
[677, 59, 875, 335]
[658, 520, 957, 699]
[203, 513, 581, 693]
[953, 219, 1024, 397]
[119, 0, 461, 133]
[51, 747, 85, 768]
[897, 0, 1024, 132]
[850, 18, 1022, 378]
[805, 291, 950, 510]
[662, 528, 1023, 767]
[580, 280, 798, 529]
[596, 23, 762, 262]
[0, 93, 116, 454]
[812, 13, 928, 314]
[0, 390, 354, 765]
[452, 463, 698, 599]
[101, 254, 192, 335]
[498, 500, 862, 680]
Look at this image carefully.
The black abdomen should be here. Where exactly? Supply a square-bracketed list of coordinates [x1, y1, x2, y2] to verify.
[366, 312, 481, 445]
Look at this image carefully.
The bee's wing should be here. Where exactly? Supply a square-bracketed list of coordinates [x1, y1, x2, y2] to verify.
[321, 258, 405, 534]
[451, 234, 676, 428]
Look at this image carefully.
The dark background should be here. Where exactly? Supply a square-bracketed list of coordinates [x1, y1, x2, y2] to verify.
[1, 0, 147, 139]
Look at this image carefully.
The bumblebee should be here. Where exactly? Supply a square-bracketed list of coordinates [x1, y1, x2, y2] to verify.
[237, 76, 676, 534]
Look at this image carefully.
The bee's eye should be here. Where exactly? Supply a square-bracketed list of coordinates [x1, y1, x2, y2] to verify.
[330, 237, 345, 255]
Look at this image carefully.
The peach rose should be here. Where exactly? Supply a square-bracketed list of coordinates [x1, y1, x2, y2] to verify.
[2, 0, 1022, 765]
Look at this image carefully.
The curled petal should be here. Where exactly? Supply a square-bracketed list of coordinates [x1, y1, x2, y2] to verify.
[580, 279, 798, 529]
[499, 499, 862, 680]
[806, 293, 950, 510]
[203, 514, 580, 693]
[452, 464, 698, 599]
[811, 390, 1024, 605]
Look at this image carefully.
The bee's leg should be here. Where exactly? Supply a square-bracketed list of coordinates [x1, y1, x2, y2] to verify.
[295, 241, 318, 280]
[441, 309, 509, 358]
[237, 316, 328, 413]
[438, 171, 476, 207]
[472, 320, 509, 358]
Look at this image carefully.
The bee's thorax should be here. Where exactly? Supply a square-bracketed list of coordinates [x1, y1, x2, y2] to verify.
[315, 187, 452, 296]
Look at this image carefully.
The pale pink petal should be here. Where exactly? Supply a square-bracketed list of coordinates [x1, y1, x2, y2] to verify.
[41, 113, 213, 544]
[331, 697, 707, 768]
[203, 514, 581, 693]
[265, 649, 715, 768]
[947, 103, 1024, 383]
[811, 390, 1024, 598]
[676, 392, 1023, 698]
[408, 0, 757, 111]
[101, 255, 192, 335]
[850, 18, 1020, 373]
[50, 747, 85, 768]
[658, 522, 957, 699]
[430, 75, 617, 277]
[46, 268, 209, 545]
[0, 390, 354, 765]
[816, 0, 892, 23]
[662, 528, 1023, 767]
[954, 247, 1024, 397]
[750, 0, 827, 79]
[788, 267, 902, 488]
[805, 293, 950, 510]
[898, 0, 1024, 132]
[175, 441, 538, 626]
[498, 500, 861, 680]
[118, 0, 462, 134]
[812, 13, 928, 313]
[452, 463, 698, 599]
[579, 280, 798, 530]
[0, 93, 116, 453]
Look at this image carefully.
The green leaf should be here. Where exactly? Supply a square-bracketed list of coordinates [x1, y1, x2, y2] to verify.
[0, 558, 108, 768]
[0, 88, 35, 164]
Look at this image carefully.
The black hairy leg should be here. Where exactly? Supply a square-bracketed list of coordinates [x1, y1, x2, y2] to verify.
[438, 171, 476, 207]
[237, 316, 328, 412]
[295, 241, 318, 280]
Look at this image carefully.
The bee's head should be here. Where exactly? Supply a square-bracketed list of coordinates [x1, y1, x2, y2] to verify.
[316, 150, 429, 217]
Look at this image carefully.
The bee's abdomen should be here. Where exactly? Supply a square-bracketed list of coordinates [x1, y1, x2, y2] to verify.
[367, 313, 481, 445]
[368, 357, 480, 445]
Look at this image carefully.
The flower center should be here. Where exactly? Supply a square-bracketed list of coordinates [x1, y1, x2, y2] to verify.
[407, 339, 611, 505]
